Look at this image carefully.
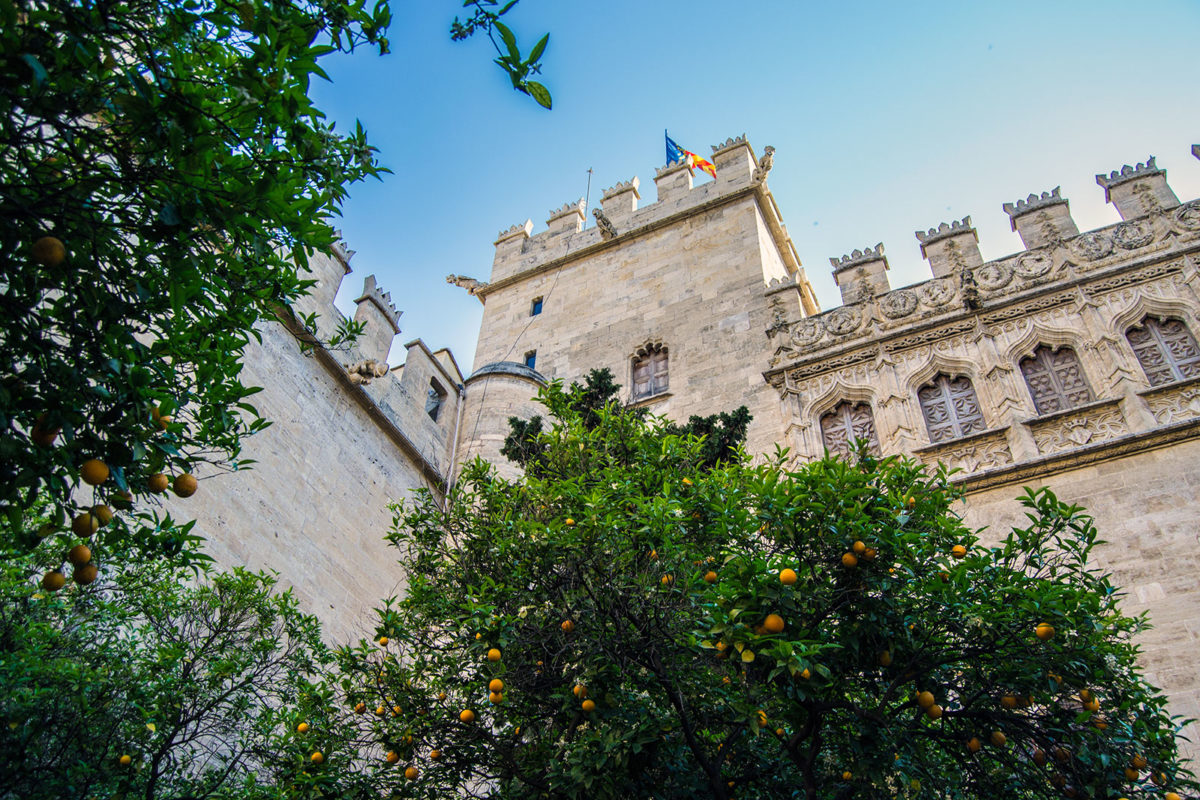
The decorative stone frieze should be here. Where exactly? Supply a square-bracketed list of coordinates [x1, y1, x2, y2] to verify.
[1140, 375, 1200, 425]
[1026, 398, 1128, 455]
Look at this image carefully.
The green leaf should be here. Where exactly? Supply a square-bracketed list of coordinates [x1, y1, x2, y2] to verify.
[526, 80, 552, 109]
[527, 33, 548, 65]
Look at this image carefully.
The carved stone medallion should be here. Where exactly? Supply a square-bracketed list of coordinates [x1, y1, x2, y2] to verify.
[1069, 231, 1114, 261]
[879, 289, 918, 319]
[1174, 200, 1200, 232]
[974, 262, 1013, 291]
[1013, 251, 1053, 279]
[1112, 219, 1154, 250]
[918, 278, 956, 308]
[790, 318, 825, 347]
[824, 306, 863, 336]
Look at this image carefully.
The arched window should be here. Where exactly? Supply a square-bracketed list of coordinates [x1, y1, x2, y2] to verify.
[1019, 345, 1094, 415]
[632, 343, 669, 400]
[917, 374, 986, 443]
[820, 401, 879, 456]
[1126, 316, 1200, 386]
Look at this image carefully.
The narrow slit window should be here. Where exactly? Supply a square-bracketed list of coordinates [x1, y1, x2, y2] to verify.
[523, 350, 537, 370]
[426, 378, 447, 422]
[530, 297, 543, 316]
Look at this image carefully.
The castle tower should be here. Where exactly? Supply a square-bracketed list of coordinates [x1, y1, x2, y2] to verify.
[453, 136, 819, 472]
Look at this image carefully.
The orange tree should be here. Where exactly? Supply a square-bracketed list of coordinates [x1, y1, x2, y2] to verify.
[332, 376, 1197, 800]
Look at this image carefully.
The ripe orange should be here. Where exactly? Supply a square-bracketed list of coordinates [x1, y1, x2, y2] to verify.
[91, 505, 114, 526]
[72, 512, 99, 538]
[916, 691, 935, 709]
[68, 544, 92, 566]
[32, 236, 66, 266]
[459, 709, 475, 723]
[756, 710, 768, 726]
[1083, 698, 1100, 712]
[682, 477, 693, 486]
[73, 564, 98, 585]
[951, 544, 967, 559]
[660, 574, 673, 586]
[1032, 749, 1048, 767]
[80, 459, 109, 486]
[405, 766, 418, 780]
[378, 636, 389, 646]
[581, 699, 596, 712]
[430, 749, 442, 760]
[565, 518, 575, 526]
[1165, 793, 1181, 800]
[30, 414, 60, 447]
[852, 540, 866, 555]
[967, 737, 981, 753]
[573, 684, 587, 698]
[990, 731, 1006, 747]
[489, 692, 503, 704]
[1124, 768, 1140, 781]
[42, 571, 66, 591]
[297, 722, 309, 733]
[926, 704, 943, 720]
[703, 570, 718, 584]
[489, 679, 504, 693]
[1000, 695, 1018, 709]
[906, 495, 916, 508]
[1035, 623, 1055, 641]
[148, 473, 169, 494]
[386, 751, 399, 763]
[841, 552, 858, 568]
[779, 568, 797, 585]
[486, 648, 501, 662]
[1131, 754, 1148, 770]
[763, 613, 785, 634]
[310, 751, 323, 764]
[1079, 689, 1092, 702]
[375, 705, 385, 716]
[354, 702, 366, 714]
[173, 473, 198, 498]
[119, 753, 132, 766]
[842, 771, 853, 781]
[436, 692, 446, 700]
[862, 547, 876, 561]
[392, 705, 402, 715]
[561, 619, 575, 633]
[800, 668, 811, 680]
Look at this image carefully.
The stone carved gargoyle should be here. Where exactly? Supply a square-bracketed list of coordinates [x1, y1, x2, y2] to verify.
[445, 274, 489, 295]
[346, 359, 389, 386]
[753, 145, 775, 184]
[592, 207, 618, 240]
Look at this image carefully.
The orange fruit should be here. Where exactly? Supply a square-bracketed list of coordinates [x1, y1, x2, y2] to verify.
[878, 650, 891, 667]
[682, 477, 692, 486]
[926, 704, 943, 720]
[1131, 754, 1148, 770]
[296, 722, 309, 733]
[459, 709, 475, 723]
[489, 679, 504, 693]
[80, 459, 109, 486]
[489, 692, 503, 704]
[906, 495, 916, 507]
[573, 684, 587, 698]
[392, 705, 402, 715]
[1165, 793, 1181, 800]
[72, 512, 98, 538]
[581, 699, 596, 712]
[1053, 746, 1071, 763]
[42, 571, 66, 591]
[841, 552, 858, 568]
[119, 753, 132, 766]
[375, 705, 385, 716]
[561, 619, 575, 633]
[649, 549, 658, 559]
[779, 568, 797, 585]
[762, 613, 785, 634]
[660, 574, 673, 586]
[32, 236, 66, 267]
[354, 702, 366, 714]
[1032, 749, 1048, 767]
[1000, 695, 1018, 709]
[378, 636, 389, 646]
[386, 751, 399, 763]
[68, 544, 92, 566]
[990, 731, 1006, 747]
[173, 473, 198, 498]
[565, 518, 575, 526]
[73, 564, 98, 585]
[862, 547, 877, 561]
[1078, 689, 1092, 702]
[951, 545, 967, 559]
[148, 473, 169, 494]
[91, 505, 114, 526]
[703, 570, 718, 584]
[800, 668, 811, 680]
[430, 749, 442, 760]
[30, 414, 60, 447]
[842, 771, 853, 781]
[852, 540, 866, 555]
[1035, 623, 1055, 641]
[405, 766, 418, 780]
[436, 692, 446, 700]
[967, 737, 981, 753]
[1124, 768, 1140, 781]
[1083, 698, 1100, 712]
[916, 691, 935, 709]
[486, 648, 501, 662]
[310, 751, 323, 764]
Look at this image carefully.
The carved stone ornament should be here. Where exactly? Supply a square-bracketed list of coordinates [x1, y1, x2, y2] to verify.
[920, 433, 1013, 473]
[1112, 219, 1154, 250]
[346, 359, 389, 386]
[592, 207, 618, 240]
[1030, 404, 1127, 455]
[1144, 382, 1200, 425]
[1013, 252, 1054, 279]
[879, 289, 918, 319]
[1069, 231, 1115, 261]
[1173, 200, 1200, 232]
[974, 261, 1014, 291]
[790, 317, 826, 347]
[918, 277, 956, 308]
[824, 306, 863, 336]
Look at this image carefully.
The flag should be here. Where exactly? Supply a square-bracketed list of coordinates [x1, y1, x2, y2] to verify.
[665, 130, 717, 179]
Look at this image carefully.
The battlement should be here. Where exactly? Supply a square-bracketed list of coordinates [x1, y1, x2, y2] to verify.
[915, 216, 974, 247]
[1096, 157, 1163, 191]
[1095, 157, 1179, 220]
[830, 243, 887, 271]
[481, 134, 803, 291]
[1003, 186, 1068, 219]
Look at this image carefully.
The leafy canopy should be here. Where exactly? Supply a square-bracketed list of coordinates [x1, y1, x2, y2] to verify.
[336, 380, 1196, 800]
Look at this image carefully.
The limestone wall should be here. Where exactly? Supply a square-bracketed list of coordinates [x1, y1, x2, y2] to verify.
[454, 364, 546, 482]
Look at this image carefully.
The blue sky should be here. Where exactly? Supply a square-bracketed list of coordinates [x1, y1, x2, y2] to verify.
[309, 0, 1200, 373]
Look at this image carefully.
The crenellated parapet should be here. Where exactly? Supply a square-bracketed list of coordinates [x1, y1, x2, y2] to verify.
[545, 199, 586, 236]
[353, 274, 401, 363]
[1003, 187, 1079, 249]
[915, 216, 982, 278]
[1096, 157, 1179, 220]
[830, 244, 890, 305]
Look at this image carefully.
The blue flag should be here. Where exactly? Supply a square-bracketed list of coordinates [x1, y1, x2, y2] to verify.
[665, 131, 686, 166]
[664, 130, 717, 177]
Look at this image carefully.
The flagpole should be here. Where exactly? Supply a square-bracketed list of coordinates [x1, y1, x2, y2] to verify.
[584, 167, 593, 228]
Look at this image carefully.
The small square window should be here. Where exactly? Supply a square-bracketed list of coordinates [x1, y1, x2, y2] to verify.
[530, 297, 543, 316]
[524, 350, 537, 369]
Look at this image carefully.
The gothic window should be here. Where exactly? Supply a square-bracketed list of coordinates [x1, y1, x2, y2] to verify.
[1126, 316, 1200, 386]
[917, 374, 986, 443]
[1019, 345, 1094, 415]
[819, 401, 879, 457]
[523, 350, 537, 370]
[530, 296, 543, 316]
[632, 344, 669, 400]
[426, 378, 447, 422]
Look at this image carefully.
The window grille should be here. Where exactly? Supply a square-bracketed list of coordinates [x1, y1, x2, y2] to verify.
[632, 344, 669, 400]
[1127, 317, 1200, 386]
[917, 374, 986, 443]
[1019, 345, 1094, 415]
[819, 401, 879, 456]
